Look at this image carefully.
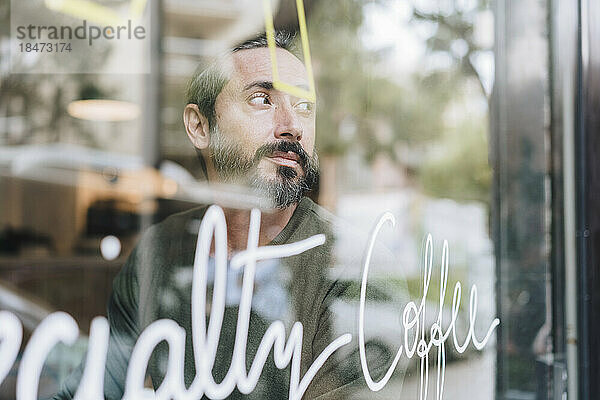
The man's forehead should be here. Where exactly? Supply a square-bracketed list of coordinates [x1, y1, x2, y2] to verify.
[228, 47, 309, 89]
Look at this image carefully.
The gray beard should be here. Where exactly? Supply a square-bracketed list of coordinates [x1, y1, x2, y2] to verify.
[208, 126, 318, 209]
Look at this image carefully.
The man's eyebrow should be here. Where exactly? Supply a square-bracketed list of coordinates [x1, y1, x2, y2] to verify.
[243, 80, 311, 94]
[243, 81, 274, 91]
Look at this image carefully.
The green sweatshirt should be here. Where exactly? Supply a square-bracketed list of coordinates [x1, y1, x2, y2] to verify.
[52, 197, 389, 400]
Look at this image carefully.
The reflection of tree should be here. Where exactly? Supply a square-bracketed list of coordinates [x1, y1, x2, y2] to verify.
[412, 0, 492, 99]
[419, 115, 492, 204]
[308, 0, 448, 207]
[309, 0, 447, 155]
[307, 0, 492, 206]
[409, 0, 493, 204]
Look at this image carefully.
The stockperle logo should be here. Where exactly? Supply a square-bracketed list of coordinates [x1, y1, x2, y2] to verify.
[10, 0, 151, 74]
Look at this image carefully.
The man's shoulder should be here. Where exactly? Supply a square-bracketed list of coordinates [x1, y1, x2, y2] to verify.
[273, 197, 338, 245]
[301, 197, 337, 227]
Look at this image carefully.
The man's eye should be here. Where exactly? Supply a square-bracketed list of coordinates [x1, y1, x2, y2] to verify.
[249, 94, 271, 106]
[295, 101, 314, 112]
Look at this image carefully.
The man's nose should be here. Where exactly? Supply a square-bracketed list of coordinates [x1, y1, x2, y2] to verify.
[273, 103, 303, 141]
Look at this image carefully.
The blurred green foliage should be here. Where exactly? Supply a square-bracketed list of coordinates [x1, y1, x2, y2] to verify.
[419, 116, 491, 204]
[306, 0, 492, 204]
[400, 267, 468, 308]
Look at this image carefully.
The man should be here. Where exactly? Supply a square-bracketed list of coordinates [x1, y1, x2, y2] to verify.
[183, 30, 320, 250]
[54, 31, 381, 400]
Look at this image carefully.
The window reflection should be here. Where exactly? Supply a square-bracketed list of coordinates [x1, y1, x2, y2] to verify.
[0, 0, 571, 399]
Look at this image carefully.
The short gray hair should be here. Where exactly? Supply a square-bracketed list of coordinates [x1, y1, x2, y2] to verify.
[185, 31, 299, 128]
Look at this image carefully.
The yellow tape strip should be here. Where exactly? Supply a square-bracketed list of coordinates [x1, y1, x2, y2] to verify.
[130, 0, 148, 20]
[262, 0, 316, 102]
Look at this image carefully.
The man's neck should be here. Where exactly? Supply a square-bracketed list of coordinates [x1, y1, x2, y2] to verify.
[219, 203, 298, 255]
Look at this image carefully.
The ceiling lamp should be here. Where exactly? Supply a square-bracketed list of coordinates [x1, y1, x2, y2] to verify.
[67, 83, 140, 122]
[67, 99, 140, 122]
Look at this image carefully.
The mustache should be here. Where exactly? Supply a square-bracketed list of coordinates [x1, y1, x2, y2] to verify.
[253, 141, 309, 168]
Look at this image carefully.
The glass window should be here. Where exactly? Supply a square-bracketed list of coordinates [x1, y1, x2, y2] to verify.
[0, 0, 590, 399]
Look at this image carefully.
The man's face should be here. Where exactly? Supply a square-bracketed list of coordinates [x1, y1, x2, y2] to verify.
[209, 47, 318, 208]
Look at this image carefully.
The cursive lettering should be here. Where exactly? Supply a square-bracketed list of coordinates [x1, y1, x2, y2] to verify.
[358, 213, 500, 400]
[1, 206, 499, 400]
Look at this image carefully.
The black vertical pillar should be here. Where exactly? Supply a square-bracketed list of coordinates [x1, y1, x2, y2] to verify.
[549, 0, 579, 398]
[576, 0, 600, 398]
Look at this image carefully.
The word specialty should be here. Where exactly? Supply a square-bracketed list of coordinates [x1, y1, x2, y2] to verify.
[0, 206, 499, 399]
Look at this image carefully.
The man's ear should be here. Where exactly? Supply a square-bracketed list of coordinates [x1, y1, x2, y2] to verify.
[184, 104, 210, 150]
